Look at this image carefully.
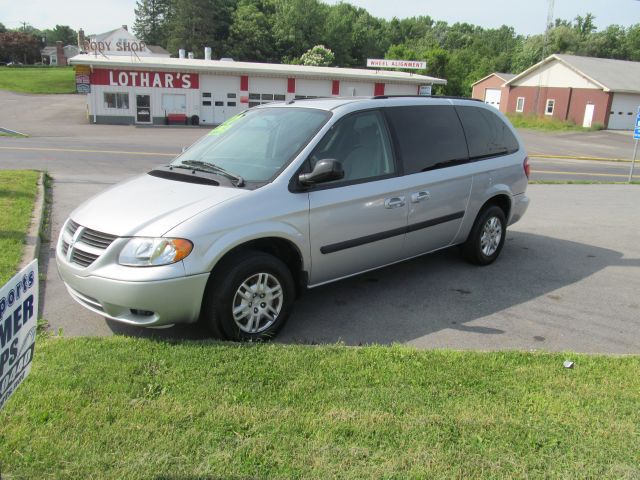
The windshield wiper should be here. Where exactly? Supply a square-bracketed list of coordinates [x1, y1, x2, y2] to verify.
[176, 160, 245, 187]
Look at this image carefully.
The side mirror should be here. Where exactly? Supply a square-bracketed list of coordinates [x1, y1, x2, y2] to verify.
[298, 159, 344, 185]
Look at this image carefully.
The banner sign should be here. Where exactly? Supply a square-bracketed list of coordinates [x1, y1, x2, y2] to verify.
[419, 85, 433, 96]
[90, 69, 199, 89]
[367, 59, 426, 69]
[0, 260, 38, 410]
[75, 65, 91, 94]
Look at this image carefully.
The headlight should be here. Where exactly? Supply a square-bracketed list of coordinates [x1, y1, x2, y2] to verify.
[118, 238, 193, 267]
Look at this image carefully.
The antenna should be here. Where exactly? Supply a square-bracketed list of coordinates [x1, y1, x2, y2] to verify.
[546, 0, 555, 31]
[543, 0, 555, 57]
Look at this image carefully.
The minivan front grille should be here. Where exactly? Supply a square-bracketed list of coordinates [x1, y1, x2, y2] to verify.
[71, 249, 100, 267]
[79, 228, 118, 249]
[61, 219, 119, 268]
[66, 219, 80, 236]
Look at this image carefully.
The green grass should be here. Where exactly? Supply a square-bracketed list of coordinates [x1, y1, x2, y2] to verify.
[0, 170, 39, 284]
[508, 113, 605, 132]
[0, 66, 75, 94]
[1, 337, 638, 479]
[0, 132, 28, 138]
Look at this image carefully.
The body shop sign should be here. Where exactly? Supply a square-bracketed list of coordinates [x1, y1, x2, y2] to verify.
[91, 68, 199, 89]
[0, 260, 38, 410]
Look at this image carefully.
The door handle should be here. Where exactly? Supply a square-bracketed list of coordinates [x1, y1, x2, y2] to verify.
[411, 191, 431, 203]
[384, 196, 406, 209]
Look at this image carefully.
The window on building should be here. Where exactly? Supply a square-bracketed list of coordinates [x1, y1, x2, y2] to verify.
[545, 99, 555, 116]
[227, 93, 236, 98]
[215, 101, 224, 107]
[227, 102, 237, 107]
[104, 92, 129, 109]
[248, 92, 287, 106]
[516, 97, 525, 113]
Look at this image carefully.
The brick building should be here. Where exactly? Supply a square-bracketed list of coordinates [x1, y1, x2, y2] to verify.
[472, 54, 640, 130]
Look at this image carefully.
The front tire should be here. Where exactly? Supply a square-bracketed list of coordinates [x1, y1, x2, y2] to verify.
[202, 251, 295, 341]
[462, 205, 507, 265]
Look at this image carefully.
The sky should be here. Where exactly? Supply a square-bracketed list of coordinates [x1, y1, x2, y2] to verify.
[0, 0, 639, 36]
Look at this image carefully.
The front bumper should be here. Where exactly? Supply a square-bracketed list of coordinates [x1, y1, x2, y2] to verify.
[57, 251, 210, 327]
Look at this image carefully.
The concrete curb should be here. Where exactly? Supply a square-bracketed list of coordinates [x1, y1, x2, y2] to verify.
[529, 153, 631, 163]
[19, 172, 46, 269]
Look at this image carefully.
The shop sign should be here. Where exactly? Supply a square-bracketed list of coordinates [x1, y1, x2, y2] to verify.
[84, 40, 147, 53]
[419, 85, 432, 96]
[75, 65, 91, 94]
[91, 69, 199, 89]
[367, 59, 426, 69]
[0, 260, 38, 410]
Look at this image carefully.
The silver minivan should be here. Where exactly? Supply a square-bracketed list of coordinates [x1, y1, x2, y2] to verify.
[57, 96, 529, 340]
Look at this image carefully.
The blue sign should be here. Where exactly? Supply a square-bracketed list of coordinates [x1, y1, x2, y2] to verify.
[636, 108, 640, 140]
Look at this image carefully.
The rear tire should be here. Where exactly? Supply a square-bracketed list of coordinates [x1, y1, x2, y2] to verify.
[462, 205, 507, 265]
[201, 251, 295, 341]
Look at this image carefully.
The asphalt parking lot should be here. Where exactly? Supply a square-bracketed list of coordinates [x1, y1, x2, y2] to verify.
[1, 90, 639, 353]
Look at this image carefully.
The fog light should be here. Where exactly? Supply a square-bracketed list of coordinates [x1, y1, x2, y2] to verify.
[130, 309, 154, 317]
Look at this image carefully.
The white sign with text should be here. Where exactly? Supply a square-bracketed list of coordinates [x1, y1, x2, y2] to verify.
[367, 59, 427, 69]
[0, 260, 38, 410]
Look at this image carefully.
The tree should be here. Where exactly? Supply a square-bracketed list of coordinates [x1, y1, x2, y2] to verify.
[0, 31, 40, 63]
[42, 25, 77, 46]
[625, 24, 640, 61]
[134, 0, 171, 47]
[272, 0, 327, 61]
[322, 3, 388, 67]
[227, 0, 277, 62]
[574, 13, 597, 37]
[167, 0, 237, 58]
[298, 44, 334, 66]
[0, 23, 6, 34]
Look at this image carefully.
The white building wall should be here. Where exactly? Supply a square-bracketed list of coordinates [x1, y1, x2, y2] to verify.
[248, 77, 288, 95]
[385, 83, 419, 95]
[90, 84, 200, 121]
[340, 81, 375, 96]
[296, 79, 332, 97]
[517, 61, 600, 89]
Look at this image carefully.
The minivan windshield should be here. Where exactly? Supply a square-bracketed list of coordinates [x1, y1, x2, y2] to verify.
[172, 107, 330, 183]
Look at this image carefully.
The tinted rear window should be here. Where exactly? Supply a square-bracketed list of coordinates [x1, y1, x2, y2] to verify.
[455, 106, 519, 159]
[385, 105, 468, 174]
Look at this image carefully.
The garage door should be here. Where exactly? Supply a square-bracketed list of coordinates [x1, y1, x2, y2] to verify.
[608, 93, 640, 130]
[484, 89, 501, 109]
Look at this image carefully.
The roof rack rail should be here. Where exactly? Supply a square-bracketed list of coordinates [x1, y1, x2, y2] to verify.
[371, 95, 482, 102]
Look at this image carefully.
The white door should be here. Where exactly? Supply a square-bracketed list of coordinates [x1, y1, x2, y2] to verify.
[200, 92, 214, 124]
[608, 93, 640, 130]
[484, 89, 501, 109]
[583, 103, 595, 128]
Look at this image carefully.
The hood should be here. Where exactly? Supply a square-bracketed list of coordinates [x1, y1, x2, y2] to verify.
[71, 173, 247, 237]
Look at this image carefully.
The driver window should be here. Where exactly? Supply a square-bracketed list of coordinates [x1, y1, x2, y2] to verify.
[310, 110, 395, 184]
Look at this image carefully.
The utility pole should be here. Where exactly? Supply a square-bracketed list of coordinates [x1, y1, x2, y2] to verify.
[535, 0, 555, 116]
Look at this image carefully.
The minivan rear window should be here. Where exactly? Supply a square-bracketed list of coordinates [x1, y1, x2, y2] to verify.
[455, 106, 519, 160]
[385, 106, 469, 174]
